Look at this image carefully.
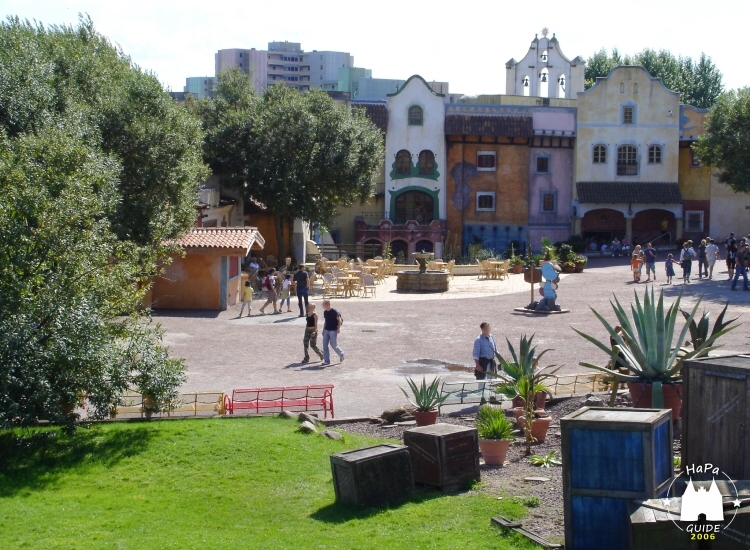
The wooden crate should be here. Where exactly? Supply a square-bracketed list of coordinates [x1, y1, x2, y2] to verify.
[330, 444, 414, 507]
[403, 423, 479, 490]
[561, 407, 673, 550]
[682, 355, 750, 481]
[628, 488, 750, 550]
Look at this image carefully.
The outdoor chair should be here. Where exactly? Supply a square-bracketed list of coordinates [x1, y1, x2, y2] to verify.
[331, 267, 341, 281]
[310, 273, 325, 296]
[496, 259, 510, 280]
[374, 256, 383, 261]
[366, 259, 376, 266]
[477, 259, 488, 280]
[362, 274, 376, 297]
[375, 263, 387, 284]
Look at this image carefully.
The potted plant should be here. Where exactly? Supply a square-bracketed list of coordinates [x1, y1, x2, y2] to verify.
[508, 374, 554, 454]
[573, 288, 734, 421]
[476, 405, 515, 466]
[508, 244, 525, 274]
[574, 255, 588, 273]
[494, 334, 557, 410]
[561, 260, 576, 273]
[400, 376, 449, 426]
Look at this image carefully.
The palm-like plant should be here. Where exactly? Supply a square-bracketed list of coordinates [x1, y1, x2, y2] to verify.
[573, 288, 732, 408]
[680, 302, 738, 357]
[494, 334, 553, 381]
[476, 405, 515, 440]
[400, 376, 449, 412]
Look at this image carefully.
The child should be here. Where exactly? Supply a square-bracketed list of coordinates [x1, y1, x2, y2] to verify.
[239, 280, 253, 317]
[631, 252, 642, 282]
[665, 253, 675, 284]
[301, 304, 325, 363]
[280, 273, 293, 313]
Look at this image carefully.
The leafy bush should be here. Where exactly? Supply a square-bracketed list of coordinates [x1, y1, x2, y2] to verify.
[476, 405, 515, 440]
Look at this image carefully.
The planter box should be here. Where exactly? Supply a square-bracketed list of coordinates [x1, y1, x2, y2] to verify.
[682, 354, 750, 481]
[330, 444, 414, 507]
[403, 423, 479, 490]
[561, 407, 673, 550]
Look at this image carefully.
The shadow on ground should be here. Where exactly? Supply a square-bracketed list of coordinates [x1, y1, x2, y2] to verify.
[0, 426, 153, 497]
[310, 486, 455, 523]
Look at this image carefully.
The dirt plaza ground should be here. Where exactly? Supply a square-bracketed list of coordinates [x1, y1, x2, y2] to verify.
[156, 257, 750, 418]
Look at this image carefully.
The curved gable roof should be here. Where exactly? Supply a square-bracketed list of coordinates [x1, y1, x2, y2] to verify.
[387, 75, 445, 98]
[579, 65, 680, 97]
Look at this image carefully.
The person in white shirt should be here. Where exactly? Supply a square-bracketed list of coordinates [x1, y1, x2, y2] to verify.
[705, 238, 720, 279]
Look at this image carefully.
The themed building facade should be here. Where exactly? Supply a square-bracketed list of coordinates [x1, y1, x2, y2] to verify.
[329, 31, 746, 258]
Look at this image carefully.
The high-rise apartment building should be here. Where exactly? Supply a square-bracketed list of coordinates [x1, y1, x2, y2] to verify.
[184, 76, 216, 99]
[215, 48, 268, 92]
[214, 42, 354, 93]
[309, 51, 354, 91]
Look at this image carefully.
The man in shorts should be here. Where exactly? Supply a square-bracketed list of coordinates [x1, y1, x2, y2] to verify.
[643, 243, 657, 282]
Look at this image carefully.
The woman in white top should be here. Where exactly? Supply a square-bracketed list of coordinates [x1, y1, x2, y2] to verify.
[705, 238, 720, 279]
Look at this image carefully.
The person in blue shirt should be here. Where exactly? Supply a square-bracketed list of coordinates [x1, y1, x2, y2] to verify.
[472, 322, 498, 380]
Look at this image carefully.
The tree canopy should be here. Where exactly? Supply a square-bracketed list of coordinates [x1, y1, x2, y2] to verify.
[193, 70, 384, 259]
[584, 48, 724, 109]
[693, 87, 750, 194]
[0, 16, 206, 431]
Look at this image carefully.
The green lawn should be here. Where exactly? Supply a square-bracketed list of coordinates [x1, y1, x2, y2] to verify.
[0, 417, 541, 549]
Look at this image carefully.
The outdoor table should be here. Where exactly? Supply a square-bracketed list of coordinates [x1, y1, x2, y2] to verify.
[432, 261, 447, 271]
[362, 265, 379, 274]
[488, 261, 505, 279]
[338, 276, 360, 297]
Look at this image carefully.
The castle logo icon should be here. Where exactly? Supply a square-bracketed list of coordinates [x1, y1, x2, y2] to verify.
[679, 477, 724, 522]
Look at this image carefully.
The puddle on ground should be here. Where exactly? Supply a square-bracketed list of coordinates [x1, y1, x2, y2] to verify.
[396, 359, 473, 375]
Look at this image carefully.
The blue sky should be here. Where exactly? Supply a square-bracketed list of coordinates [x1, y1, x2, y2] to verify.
[1, 0, 743, 96]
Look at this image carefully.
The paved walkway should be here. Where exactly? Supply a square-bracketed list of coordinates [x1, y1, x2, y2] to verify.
[156, 257, 750, 417]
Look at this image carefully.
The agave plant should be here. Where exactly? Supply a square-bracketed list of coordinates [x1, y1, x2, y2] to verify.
[680, 302, 738, 357]
[400, 376, 449, 412]
[494, 334, 553, 382]
[573, 288, 732, 408]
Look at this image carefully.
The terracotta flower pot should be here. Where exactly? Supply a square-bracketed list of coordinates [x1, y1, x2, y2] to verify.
[512, 264, 524, 274]
[562, 265, 575, 273]
[479, 439, 512, 466]
[512, 407, 525, 421]
[627, 382, 682, 421]
[574, 264, 585, 273]
[412, 409, 439, 426]
[511, 392, 547, 410]
[517, 415, 553, 443]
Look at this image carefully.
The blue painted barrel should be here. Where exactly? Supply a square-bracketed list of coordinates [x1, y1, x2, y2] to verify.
[561, 407, 673, 550]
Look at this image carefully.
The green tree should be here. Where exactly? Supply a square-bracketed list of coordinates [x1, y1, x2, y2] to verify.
[0, 16, 204, 431]
[584, 48, 723, 108]
[196, 72, 384, 259]
[693, 87, 750, 194]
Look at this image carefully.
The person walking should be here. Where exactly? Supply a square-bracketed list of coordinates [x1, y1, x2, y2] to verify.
[730, 241, 750, 291]
[727, 238, 738, 280]
[301, 304, 325, 363]
[259, 268, 279, 314]
[705, 238, 720, 279]
[293, 264, 310, 317]
[238, 280, 253, 317]
[321, 299, 344, 365]
[644, 243, 657, 282]
[679, 241, 696, 283]
[631, 251, 642, 282]
[697, 239, 708, 279]
[472, 322, 498, 380]
[279, 273, 293, 313]
[665, 254, 676, 284]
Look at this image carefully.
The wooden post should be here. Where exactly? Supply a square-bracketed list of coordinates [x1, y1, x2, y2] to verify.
[530, 264, 535, 306]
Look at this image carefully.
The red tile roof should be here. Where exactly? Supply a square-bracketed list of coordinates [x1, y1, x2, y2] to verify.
[173, 227, 265, 255]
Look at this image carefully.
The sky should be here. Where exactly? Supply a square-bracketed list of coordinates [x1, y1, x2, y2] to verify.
[1, 0, 744, 96]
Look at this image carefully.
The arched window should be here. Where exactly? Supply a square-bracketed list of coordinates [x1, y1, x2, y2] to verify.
[541, 50, 548, 62]
[539, 69, 549, 98]
[418, 150, 435, 176]
[593, 145, 607, 164]
[648, 145, 662, 164]
[557, 74, 566, 98]
[620, 83, 625, 93]
[394, 191, 434, 224]
[617, 145, 638, 175]
[522, 75, 530, 96]
[415, 240, 434, 253]
[390, 239, 408, 260]
[396, 149, 411, 175]
[408, 106, 423, 125]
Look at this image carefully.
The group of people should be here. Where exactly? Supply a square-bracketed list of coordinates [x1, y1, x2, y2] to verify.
[627, 232, 750, 288]
[588, 235, 632, 256]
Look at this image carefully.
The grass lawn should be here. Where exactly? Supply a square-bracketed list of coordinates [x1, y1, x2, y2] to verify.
[0, 417, 542, 549]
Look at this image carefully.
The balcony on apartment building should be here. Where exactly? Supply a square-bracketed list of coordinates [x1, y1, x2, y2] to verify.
[616, 161, 639, 176]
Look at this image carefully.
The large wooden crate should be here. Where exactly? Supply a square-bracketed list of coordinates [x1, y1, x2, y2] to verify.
[330, 444, 414, 507]
[628, 481, 750, 550]
[403, 423, 479, 490]
[682, 354, 750, 481]
[561, 407, 673, 550]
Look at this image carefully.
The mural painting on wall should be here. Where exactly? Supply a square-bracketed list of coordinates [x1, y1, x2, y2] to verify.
[450, 161, 478, 210]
